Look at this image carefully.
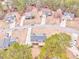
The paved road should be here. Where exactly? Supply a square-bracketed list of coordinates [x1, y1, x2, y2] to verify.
[7, 24, 79, 34]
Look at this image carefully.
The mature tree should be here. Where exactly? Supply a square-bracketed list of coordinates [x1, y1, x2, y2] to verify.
[13, 0, 27, 14]
[38, 33, 71, 59]
[0, 42, 32, 59]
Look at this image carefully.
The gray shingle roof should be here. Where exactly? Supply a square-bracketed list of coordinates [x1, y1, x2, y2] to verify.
[31, 34, 46, 42]
[0, 36, 16, 49]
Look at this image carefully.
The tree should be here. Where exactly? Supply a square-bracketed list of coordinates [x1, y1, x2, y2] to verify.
[38, 33, 71, 59]
[12, 0, 79, 16]
[13, 0, 27, 14]
[0, 42, 32, 59]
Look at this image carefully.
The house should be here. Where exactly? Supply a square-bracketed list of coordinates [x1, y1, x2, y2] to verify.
[41, 7, 52, 17]
[62, 12, 75, 20]
[0, 35, 16, 49]
[31, 33, 46, 46]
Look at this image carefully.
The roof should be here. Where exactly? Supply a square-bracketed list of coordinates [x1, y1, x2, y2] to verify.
[0, 36, 16, 49]
[64, 12, 75, 18]
[0, 39, 9, 49]
[42, 8, 52, 16]
[24, 12, 35, 19]
[5, 13, 16, 23]
[31, 34, 46, 42]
